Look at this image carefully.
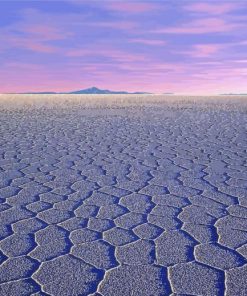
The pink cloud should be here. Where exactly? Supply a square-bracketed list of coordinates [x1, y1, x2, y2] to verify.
[1, 4, 247, 95]
[185, 2, 238, 15]
[3, 62, 46, 71]
[90, 20, 137, 30]
[66, 48, 147, 63]
[0, 58, 186, 94]
[177, 44, 222, 58]
[106, 1, 159, 13]
[129, 38, 166, 45]
[65, 48, 94, 57]
[5, 36, 58, 53]
[118, 62, 185, 73]
[24, 42, 57, 53]
[153, 18, 239, 34]
[0, 12, 70, 54]
[193, 44, 221, 57]
[2, 62, 247, 94]
[234, 59, 247, 63]
[19, 24, 72, 41]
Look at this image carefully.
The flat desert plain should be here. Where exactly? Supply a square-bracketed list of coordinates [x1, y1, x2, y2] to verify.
[0, 94, 247, 296]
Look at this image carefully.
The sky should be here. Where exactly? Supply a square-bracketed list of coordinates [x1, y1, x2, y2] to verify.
[1, 0, 247, 94]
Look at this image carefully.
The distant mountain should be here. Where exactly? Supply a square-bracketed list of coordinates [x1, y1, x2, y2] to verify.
[18, 87, 151, 95]
[68, 87, 151, 94]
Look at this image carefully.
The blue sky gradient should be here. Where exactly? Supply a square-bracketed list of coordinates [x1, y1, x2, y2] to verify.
[1, 0, 247, 94]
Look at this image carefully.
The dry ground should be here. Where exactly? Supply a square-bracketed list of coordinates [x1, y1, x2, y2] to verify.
[0, 95, 247, 296]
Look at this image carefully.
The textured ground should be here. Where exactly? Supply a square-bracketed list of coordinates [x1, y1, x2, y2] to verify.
[0, 95, 247, 296]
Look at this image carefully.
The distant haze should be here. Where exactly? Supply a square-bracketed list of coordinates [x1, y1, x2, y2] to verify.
[0, 1, 247, 94]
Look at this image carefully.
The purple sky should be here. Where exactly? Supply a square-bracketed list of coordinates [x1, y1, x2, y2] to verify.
[1, 0, 247, 94]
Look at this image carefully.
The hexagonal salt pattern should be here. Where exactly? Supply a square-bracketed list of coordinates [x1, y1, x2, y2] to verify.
[0, 96, 247, 295]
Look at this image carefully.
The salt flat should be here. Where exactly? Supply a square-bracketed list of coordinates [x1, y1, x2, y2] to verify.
[0, 94, 247, 296]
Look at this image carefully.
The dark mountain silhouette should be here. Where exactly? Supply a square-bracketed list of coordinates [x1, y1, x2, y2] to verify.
[17, 87, 151, 95]
[70, 86, 125, 94]
[69, 87, 151, 94]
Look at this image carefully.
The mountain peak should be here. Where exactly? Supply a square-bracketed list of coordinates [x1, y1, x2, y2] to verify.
[17, 87, 152, 95]
[69, 87, 150, 94]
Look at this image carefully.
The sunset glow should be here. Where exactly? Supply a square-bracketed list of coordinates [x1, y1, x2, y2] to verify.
[1, 0, 247, 94]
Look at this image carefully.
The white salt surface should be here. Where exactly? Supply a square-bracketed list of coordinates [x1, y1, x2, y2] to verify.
[0, 94, 246, 295]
